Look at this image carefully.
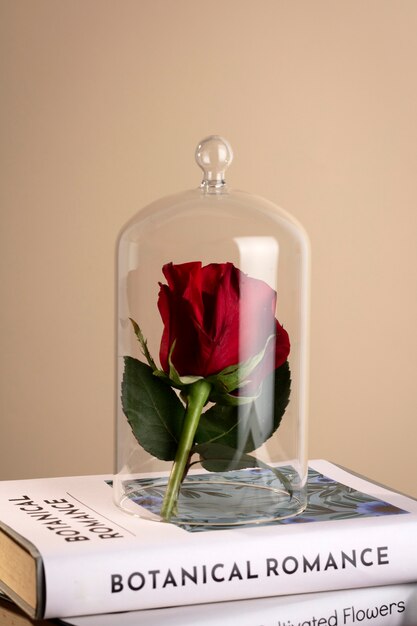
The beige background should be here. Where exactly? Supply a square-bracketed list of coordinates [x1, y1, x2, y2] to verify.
[1, 1, 416, 496]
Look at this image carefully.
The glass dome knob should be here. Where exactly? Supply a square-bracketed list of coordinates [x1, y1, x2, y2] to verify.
[195, 135, 233, 188]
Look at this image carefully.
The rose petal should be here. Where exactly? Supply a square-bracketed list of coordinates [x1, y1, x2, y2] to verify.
[158, 261, 290, 381]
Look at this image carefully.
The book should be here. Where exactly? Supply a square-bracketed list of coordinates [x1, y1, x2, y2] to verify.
[0, 460, 416, 620]
[0, 590, 58, 625]
[1, 582, 417, 626]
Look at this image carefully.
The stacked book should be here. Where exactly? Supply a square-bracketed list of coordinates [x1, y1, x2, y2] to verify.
[1, 460, 416, 625]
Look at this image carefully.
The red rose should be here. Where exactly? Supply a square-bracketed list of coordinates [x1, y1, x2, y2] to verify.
[157, 262, 290, 384]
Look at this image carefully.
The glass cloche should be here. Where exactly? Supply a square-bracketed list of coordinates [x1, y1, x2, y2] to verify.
[114, 136, 310, 528]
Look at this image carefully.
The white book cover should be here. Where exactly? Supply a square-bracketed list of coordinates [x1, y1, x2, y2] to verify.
[0, 460, 416, 619]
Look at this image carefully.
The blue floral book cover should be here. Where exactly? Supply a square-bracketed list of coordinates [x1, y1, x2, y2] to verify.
[121, 465, 409, 532]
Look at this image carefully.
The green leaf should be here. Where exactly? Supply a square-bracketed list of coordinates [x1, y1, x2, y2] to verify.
[195, 360, 291, 453]
[193, 442, 259, 472]
[193, 441, 293, 495]
[121, 357, 185, 461]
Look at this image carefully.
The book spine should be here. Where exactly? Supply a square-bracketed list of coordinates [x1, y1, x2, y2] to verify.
[44, 517, 417, 617]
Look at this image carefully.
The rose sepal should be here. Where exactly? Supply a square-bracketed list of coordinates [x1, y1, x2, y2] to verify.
[153, 369, 204, 389]
[129, 318, 158, 370]
[156, 333, 276, 401]
[129, 319, 200, 389]
[153, 341, 205, 389]
[208, 383, 263, 407]
[206, 334, 275, 395]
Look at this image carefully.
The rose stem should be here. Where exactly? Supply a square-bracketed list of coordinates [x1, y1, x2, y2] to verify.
[161, 379, 211, 521]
